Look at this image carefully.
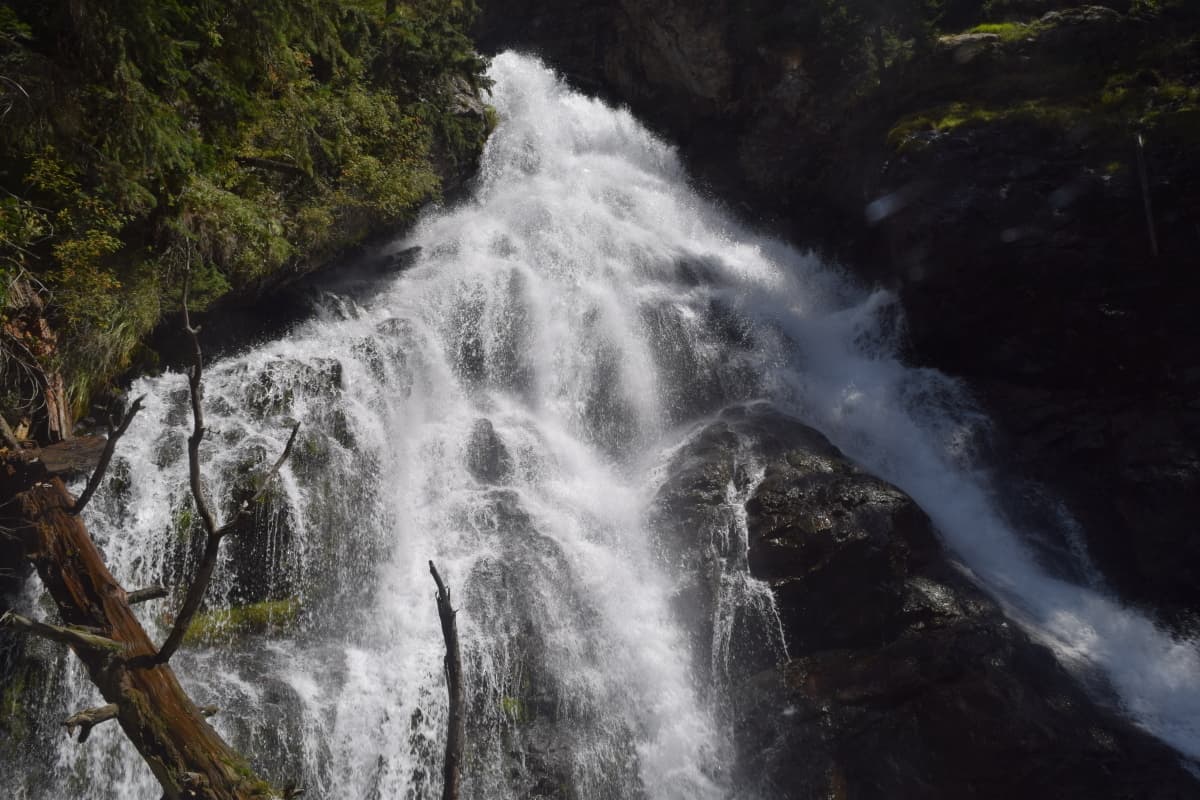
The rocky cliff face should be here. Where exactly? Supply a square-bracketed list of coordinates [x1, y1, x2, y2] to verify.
[475, 0, 1200, 628]
[654, 405, 1198, 798]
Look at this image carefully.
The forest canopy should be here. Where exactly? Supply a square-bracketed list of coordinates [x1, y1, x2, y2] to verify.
[0, 0, 491, 428]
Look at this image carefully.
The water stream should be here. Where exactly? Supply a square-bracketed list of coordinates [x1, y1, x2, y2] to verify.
[6, 52, 1199, 799]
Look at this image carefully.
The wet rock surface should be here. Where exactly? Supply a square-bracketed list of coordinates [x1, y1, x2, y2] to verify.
[462, 489, 646, 799]
[655, 404, 1199, 798]
[467, 418, 515, 484]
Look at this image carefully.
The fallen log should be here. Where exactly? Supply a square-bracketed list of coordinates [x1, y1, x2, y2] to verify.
[0, 454, 275, 799]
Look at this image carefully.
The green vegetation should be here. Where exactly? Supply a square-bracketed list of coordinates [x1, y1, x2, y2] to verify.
[182, 597, 301, 645]
[965, 21, 1038, 42]
[500, 695, 530, 722]
[0, 1, 492, 427]
[887, 99, 1080, 150]
[0, 660, 32, 738]
[888, 23, 1200, 154]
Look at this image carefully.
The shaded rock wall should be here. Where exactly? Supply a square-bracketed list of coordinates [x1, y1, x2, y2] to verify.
[475, 1, 1200, 626]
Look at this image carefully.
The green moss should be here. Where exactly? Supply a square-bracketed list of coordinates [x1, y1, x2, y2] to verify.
[888, 95, 1132, 152]
[500, 695, 529, 722]
[0, 665, 30, 738]
[172, 502, 197, 540]
[0, 654, 51, 742]
[183, 597, 301, 645]
[966, 22, 1038, 42]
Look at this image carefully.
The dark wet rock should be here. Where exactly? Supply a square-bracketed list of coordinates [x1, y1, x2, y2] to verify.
[243, 358, 343, 419]
[222, 444, 298, 605]
[477, 1, 1200, 627]
[650, 418, 782, 690]
[581, 343, 641, 457]
[0, 633, 59, 793]
[467, 419, 514, 484]
[360, 246, 422, 277]
[745, 432, 948, 659]
[732, 616, 1198, 800]
[653, 404, 1199, 798]
[0, 526, 31, 607]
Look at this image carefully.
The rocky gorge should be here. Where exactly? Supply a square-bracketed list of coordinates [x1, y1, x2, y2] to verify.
[2, 2, 1199, 798]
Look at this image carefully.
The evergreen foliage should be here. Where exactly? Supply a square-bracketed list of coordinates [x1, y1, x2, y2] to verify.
[0, 0, 490, 420]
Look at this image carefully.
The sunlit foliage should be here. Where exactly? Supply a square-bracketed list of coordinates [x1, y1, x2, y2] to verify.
[0, 0, 490, 414]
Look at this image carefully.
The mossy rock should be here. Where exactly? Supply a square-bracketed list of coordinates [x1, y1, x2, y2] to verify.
[182, 598, 301, 646]
[500, 695, 531, 723]
[0, 636, 55, 743]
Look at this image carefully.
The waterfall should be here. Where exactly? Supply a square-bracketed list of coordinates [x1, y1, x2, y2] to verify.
[6, 52, 1200, 799]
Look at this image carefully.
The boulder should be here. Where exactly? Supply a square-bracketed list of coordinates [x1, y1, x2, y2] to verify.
[222, 444, 299, 605]
[652, 404, 1199, 798]
[466, 418, 514, 484]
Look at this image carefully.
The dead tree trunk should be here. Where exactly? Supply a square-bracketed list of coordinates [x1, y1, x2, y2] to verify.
[0, 285, 300, 799]
[0, 456, 275, 799]
[429, 561, 464, 800]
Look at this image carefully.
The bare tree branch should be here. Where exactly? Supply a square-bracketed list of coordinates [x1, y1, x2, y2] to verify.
[128, 586, 168, 604]
[157, 269, 299, 665]
[182, 269, 219, 542]
[1, 610, 123, 653]
[3, 350, 280, 796]
[429, 560, 464, 800]
[65, 703, 216, 743]
[64, 704, 116, 743]
[71, 395, 145, 515]
[155, 269, 219, 665]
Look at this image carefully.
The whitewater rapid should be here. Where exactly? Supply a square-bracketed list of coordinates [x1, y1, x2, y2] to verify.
[7, 52, 1199, 799]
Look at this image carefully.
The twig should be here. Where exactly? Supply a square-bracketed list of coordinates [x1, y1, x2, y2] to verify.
[64, 704, 117, 743]
[1, 610, 123, 653]
[157, 265, 299, 664]
[233, 155, 309, 178]
[71, 395, 145, 515]
[127, 586, 168, 605]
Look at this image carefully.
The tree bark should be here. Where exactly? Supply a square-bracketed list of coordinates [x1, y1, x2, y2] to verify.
[429, 561, 463, 800]
[41, 370, 71, 442]
[0, 454, 275, 800]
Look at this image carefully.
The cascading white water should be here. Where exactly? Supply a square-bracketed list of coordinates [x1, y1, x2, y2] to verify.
[7, 52, 1200, 799]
